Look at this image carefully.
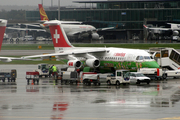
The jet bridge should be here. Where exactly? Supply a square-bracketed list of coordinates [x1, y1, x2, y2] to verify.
[149, 47, 180, 70]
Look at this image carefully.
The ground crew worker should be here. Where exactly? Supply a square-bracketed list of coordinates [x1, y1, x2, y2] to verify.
[52, 65, 58, 76]
[49, 65, 53, 77]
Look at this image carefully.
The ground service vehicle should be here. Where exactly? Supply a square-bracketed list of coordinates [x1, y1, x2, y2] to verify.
[149, 47, 180, 70]
[81, 72, 100, 86]
[106, 70, 130, 85]
[0, 69, 17, 82]
[26, 71, 39, 84]
[61, 71, 79, 84]
[138, 68, 166, 80]
[35, 63, 49, 77]
[129, 72, 151, 84]
[163, 70, 180, 78]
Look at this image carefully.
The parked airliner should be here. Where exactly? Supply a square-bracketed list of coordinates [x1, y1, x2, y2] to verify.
[0, 19, 22, 62]
[21, 20, 160, 72]
[38, 4, 114, 40]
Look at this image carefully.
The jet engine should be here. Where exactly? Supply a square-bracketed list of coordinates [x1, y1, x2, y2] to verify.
[67, 60, 82, 69]
[86, 59, 100, 68]
[91, 33, 99, 40]
[1, 58, 12, 62]
[173, 30, 179, 36]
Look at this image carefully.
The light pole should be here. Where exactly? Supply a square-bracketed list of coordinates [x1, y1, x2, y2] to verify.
[41, 0, 43, 5]
[58, 0, 60, 20]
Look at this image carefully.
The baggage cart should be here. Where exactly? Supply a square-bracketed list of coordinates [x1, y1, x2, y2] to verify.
[26, 71, 39, 84]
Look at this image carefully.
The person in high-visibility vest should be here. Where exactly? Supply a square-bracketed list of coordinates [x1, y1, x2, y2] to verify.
[52, 65, 58, 76]
[52, 65, 57, 72]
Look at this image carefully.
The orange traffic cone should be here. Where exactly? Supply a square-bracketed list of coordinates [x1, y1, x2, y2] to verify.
[31, 79, 34, 85]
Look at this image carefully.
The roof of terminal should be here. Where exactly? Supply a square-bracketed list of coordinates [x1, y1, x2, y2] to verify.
[74, 0, 179, 3]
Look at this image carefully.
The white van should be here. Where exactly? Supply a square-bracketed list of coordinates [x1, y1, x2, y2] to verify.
[129, 72, 151, 84]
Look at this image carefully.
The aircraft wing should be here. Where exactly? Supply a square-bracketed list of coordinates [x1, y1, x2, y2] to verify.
[6, 27, 46, 32]
[143, 25, 171, 31]
[17, 23, 42, 28]
[69, 26, 116, 35]
[0, 57, 25, 62]
[70, 31, 91, 35]
[21, 48, 107, 59]
[96, 26, 116, 31]
[147, 27, 171, 31]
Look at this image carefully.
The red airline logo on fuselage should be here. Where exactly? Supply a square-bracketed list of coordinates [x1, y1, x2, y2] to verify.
[68, 62, 74, 66]
[114, 53, 126, 57]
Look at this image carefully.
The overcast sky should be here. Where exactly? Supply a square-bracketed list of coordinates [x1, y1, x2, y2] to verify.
[0, 0, 106, 6]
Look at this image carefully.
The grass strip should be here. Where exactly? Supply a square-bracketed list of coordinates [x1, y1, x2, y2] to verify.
[2, 43, 180, 50]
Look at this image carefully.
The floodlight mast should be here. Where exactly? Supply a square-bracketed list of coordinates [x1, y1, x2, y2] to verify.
[58, 0, 60, 20]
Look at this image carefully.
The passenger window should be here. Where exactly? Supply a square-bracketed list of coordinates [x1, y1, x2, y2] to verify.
[139, 56, 143, 60]
[136, 56, 143, 60]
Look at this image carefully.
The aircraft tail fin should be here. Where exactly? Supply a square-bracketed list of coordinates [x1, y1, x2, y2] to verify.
[0, 19, 7, 50]
[143, 25, 148, 29]
[38, 4, 49, 21]
[44, 20, 74, 51]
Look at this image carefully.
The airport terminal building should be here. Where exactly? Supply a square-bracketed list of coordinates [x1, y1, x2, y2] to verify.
[26, 0, 180, 42]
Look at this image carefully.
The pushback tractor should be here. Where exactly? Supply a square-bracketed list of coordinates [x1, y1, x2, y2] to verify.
[106, 70, 130, 85]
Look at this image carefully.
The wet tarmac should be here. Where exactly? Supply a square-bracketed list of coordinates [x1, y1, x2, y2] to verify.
[0, 65, 179, 120]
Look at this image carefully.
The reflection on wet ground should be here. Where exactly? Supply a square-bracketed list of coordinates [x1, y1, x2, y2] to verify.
[0, 65, 180, 120]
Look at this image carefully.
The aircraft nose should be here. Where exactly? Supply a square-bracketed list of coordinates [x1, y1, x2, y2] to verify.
[143, 61, 160, 68]
[149, 61, 160, 68]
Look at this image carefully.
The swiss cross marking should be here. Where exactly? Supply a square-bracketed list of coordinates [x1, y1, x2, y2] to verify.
[53, 29, 60, 43]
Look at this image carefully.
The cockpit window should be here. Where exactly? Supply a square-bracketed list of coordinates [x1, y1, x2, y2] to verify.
[144, 56, 151, 60]
[136, 56, 152, 60]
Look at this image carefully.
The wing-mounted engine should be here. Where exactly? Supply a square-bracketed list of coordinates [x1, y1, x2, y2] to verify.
[67, 60, 82, 69]
[67, 55, 82, 69]
[173, 30, 179, 36]
[91, 32, 99, 40]
[86, 59, 100, 68]
[84, 54, 100, 68]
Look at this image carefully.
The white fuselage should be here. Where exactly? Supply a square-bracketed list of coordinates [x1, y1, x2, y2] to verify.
[55, 47, 153, 62]
[42, 24, 97, 39]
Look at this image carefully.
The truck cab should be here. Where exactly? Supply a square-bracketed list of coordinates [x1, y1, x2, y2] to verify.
[35, 63, 49, 77]
[106, 70, 130, 85]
